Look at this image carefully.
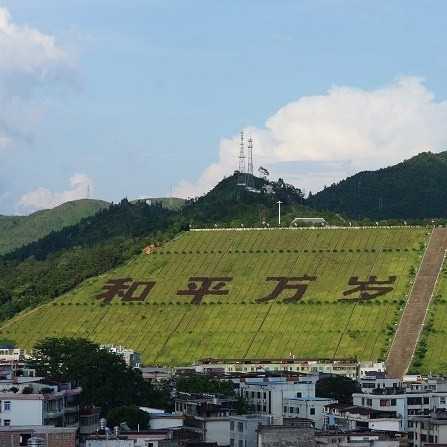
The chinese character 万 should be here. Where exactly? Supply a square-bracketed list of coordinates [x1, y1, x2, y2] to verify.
[341, 275, 397, 301]
[256, 276, 317, 303]
[96, 278, 155, 303]
[176, 277, 233, 304]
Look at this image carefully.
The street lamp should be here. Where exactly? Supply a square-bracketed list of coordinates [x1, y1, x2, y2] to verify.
[277, 201, 282, 226]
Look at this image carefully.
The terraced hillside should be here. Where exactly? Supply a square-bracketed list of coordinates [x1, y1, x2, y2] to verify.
[0, 228, 428, 365]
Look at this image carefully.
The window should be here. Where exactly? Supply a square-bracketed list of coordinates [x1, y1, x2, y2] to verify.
[423, 397, 429, 405]
[296, 407, 300, 414]
[251, 392, 255, 398]
[239, 440, 243, 447]
[391, 399, 396, 406]
[238, 422, 244, 433]
[310, 408, 315, 415]
[230, 439, 235, 447]
[421, 434, 427, 442]
[257, 392, 261, 399]
[3, 420, 10, 426]
[296, 392, 302, 398]
[230, 421, 235, 431]
[441, 397, 446, 404]
[380, 399, 390, 407]
[366, 399, 372, 406]
[284, 406, 288, 414]
[263, 406, 266, 412]
[289, 407, 294, 413]
[263, 392, 266, 399]
[408, 397, 422, 405]
[3, 402, 11, 411]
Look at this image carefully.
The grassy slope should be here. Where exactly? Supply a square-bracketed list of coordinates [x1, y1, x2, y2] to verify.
[0, 199, 109, 255]
[411, 257, 447, 373]
[0, 228, 427, 365]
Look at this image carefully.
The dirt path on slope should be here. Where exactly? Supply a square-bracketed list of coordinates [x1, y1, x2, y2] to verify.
[386, 228, 447, 378]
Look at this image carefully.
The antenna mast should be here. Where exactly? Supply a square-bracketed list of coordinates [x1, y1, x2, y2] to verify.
[237, 130, 246, 185]
[247, 137, 254, 176]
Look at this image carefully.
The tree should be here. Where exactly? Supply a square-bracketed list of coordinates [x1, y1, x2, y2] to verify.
[107, 406, 150, 430]
[316, 376, 360, 404]
[28, 337, 168, 414]
[176, 375, 234, 395]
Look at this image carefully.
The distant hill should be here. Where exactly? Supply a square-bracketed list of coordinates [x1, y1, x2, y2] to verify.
[132, 197, 185, 210]
[307, 151, 447, 219]
[0, 199, 109, 255]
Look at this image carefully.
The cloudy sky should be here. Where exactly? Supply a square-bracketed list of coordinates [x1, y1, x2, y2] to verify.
[1, 1, 447, 214]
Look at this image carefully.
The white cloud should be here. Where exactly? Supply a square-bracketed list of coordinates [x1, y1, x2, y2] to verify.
[18, 174, 93, 213]
[174, 77, 447, 197]
[0, 7, 73, 152]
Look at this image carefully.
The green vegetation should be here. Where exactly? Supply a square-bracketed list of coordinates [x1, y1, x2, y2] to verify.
[2, 227, 426, 365]
[0, 199, 179, 321]
[28, 337, 168, 414]
[308, 151, 447, 219]
[316, 376, 360, 404]
[410, 258, 447, 373]
[0, 199, 108, 255]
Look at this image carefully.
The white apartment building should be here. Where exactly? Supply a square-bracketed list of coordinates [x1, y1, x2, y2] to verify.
[229, 415, 272, 447]
[0, 380, 81, 427]
[408, 409, 447, 447]
[237, 375, 333, 426]
[283, 397, 336, 429]
[352, 377, 447, 431]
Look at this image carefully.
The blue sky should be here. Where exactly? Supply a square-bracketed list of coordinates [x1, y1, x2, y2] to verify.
[1, 1, 447, 214]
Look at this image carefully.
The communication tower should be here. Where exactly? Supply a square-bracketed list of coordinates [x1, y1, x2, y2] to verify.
[237, 131, 246, 185]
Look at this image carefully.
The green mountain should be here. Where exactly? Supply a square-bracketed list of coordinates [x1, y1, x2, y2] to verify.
[307, 151, 447, 219]
[132, 197, 185, 210]
[0, 199, 109, 255]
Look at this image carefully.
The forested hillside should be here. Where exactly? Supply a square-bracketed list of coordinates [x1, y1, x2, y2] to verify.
[307, 151, 447, 219]
[0, 199, 108, 255]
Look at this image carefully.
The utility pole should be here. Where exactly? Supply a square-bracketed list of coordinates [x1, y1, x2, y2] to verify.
[277, 201, 282, 226]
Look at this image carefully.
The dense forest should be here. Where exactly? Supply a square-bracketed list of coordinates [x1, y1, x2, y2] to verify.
[307, 151, 447, 219]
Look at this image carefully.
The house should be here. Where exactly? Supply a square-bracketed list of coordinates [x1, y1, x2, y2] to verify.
[237, 375, 333, 426]
[324, 404, 401, 432]
[174, 393, 237, 418]
[257, 420, 316, 447]
[0, 379, 81, 428]
[194, 358, 361, 379]
[352, 376, 447, 431]
[408, 409, 447, 447]
[0, 425, 77, 447]
[315, 430, 406, 447]
[228, 415, 271, 447]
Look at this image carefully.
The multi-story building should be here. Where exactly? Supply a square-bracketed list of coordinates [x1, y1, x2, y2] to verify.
[0, 425, 77, 447]
[195, 359, 360, 379]
[237, 375, 335, 427]
[324, 404, 401, 432]
[315, 430, 406, 447]
[408, 409, 447, 447]
[228, 415, 271, 447]
[174, 393, 237, 418]
[283, 396, 336, 429]
[352, 377, 447, 431]
[0, 380, 81, 428]
[257, 420, 316, 447]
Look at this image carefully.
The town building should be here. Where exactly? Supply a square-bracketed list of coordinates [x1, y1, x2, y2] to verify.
[101, 345, 141, 368]
[257, 420, 316, 447]
[237, 375, 334, 427]
[324, 404, 401, 432]
[408, 409, 447, 447]
[229, 415, 271, 447]
[194, 358, 360, 379]
[315, 430, 406, 447]
[174, 393, 237, 418]
[0, 378, 81, 428]
[0, 425, 77, 447]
